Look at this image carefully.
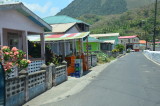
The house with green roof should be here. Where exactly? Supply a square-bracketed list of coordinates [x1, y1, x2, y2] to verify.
[43, 15, 89, 34]
[90, 33, 120, 51]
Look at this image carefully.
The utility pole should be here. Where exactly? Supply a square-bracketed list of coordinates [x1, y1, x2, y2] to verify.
[153, 0, 158, 51]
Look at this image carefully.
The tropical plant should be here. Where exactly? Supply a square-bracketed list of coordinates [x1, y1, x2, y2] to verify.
[0, 46, 31, 73]
[115, 44, 125, 52]
[112, 49, 119, 53]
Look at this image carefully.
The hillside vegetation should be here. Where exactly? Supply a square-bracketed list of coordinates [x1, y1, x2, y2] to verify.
[78, 2, 160, 41]
[57, 0, 127, 17]
[57, 0, 154, 17]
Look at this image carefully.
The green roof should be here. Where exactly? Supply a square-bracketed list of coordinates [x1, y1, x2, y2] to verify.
[43, 15, 88, 25]
[84, 36, 102, 42]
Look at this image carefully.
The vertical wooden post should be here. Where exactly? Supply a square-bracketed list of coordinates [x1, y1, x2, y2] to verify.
[64, 41, 66, 57]
[72, 39, 74, 55]
[78, 39, 81, 56]
[86, 36, 89, 70]
[62, 40, 66, 59]
[81, 38, 84, 54]
[0, 28, 3, 46]
[40, 33, 45, 60]
[23, 31, 28, 59]
[0, 29, 4, 63]
[74, 39, 76, 55]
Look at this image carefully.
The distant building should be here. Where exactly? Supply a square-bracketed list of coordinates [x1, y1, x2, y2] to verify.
[118, 35, 140, 52]
[90, 33, 119, 51]
[43, 15, 89, 34]
[139, 40, 151, 50]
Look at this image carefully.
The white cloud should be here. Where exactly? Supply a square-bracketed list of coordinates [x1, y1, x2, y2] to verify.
[49, 7, 60, 16]
[24, 2, 52, 13]
[23, 2, 60, 17]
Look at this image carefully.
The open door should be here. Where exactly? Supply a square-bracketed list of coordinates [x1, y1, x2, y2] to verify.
[0, 62, 5, 106]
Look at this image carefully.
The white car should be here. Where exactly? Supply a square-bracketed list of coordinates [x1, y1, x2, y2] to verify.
[127, 48, 135, 52]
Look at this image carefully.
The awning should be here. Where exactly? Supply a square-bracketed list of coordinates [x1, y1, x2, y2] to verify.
[104, 40, 115, 44]
[28, 32, 90, 41]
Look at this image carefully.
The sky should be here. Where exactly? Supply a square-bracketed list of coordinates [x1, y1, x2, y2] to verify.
[0, 0, 74, 18]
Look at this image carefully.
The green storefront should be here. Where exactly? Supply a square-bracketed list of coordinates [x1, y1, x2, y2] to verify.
[76, 37, 101, 52]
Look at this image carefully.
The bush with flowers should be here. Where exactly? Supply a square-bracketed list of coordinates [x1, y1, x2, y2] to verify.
[0, 46, 31, 73]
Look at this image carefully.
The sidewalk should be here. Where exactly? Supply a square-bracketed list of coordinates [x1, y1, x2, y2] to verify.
[23, 59, 117, 106]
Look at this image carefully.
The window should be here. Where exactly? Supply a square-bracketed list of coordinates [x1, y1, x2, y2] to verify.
[8, 32, 20, 49]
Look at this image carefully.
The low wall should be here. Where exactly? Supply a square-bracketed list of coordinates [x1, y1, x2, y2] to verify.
[5, 61, 68, 106]
[143, 50, 160, 64]
[87, 55, 97, 69]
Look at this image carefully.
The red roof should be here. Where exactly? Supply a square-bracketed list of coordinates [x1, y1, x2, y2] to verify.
[155, 42, 160, 44]
[139, 40, 146, 44]
[118, 35, 137, 39]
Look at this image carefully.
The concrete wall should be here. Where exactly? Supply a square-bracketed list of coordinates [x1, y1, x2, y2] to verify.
[5, 63, 68, 106]
[143, 50, 160, 64]
[0, 10, 43, 33]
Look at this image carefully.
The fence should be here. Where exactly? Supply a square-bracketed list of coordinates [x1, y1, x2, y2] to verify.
[8, 60, 45, 79]
[5, 61, 67, 106]
[27, 60, 45, 73]
[143, 50, 160, 64]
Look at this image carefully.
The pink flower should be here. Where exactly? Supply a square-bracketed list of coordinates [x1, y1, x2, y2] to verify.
[5, 52, 9, 55]
[14, 51, 19, 55]
[11, 47, 18, 52]
[2, 46, 9, 50]
[23, 54, 27, 57]
[27, 60, 31, 64]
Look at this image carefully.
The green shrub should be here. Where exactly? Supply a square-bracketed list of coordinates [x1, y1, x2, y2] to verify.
[112, 49, 119, 53]
[92, 52, 115, 64]
[115, 44, 125, 52]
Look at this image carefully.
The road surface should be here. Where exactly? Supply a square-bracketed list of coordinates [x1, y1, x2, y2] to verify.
[42, 52, 160, 106]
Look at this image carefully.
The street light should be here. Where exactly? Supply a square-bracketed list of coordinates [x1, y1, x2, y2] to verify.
[153, 0, 158, 51]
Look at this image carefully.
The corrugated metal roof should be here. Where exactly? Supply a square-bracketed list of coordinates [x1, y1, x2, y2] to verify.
[51, 23, 76, 33]
[104, 40, 115, 44]
[118, 35, 137, 39]
[28, 32, 90, 41]
[139, 40, 146, 44]
[43, 15, 89, 25]
[0, 2, 51, 31]
[90, 33, 120, 38]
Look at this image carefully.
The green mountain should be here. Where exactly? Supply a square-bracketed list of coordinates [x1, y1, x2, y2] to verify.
[57, 0, 154, 17]
[80, 2, 160, 41]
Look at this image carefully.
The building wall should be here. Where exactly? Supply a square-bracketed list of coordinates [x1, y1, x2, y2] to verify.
[119, 37, 139, 44]
[66, 26, 79, 34]
[99, 36, 119, 44]
[83, 42, 100, 52]
[0, 10, 44, 33]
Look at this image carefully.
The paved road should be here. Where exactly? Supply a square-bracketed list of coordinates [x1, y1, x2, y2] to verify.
[42, 52, 160, 106]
